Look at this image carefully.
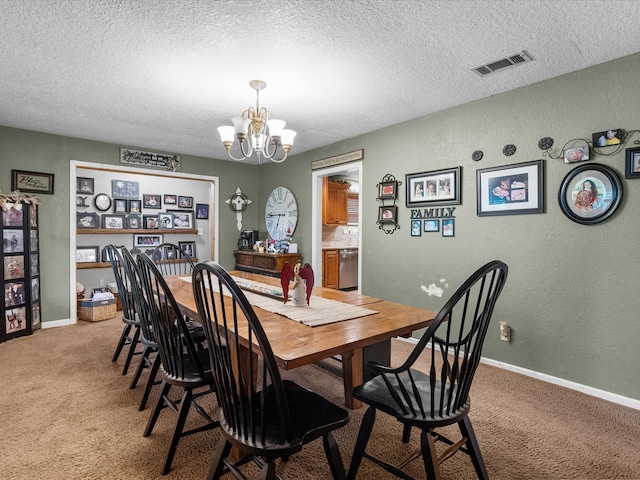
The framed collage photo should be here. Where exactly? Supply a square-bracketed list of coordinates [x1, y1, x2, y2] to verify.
[476, 160, 543, 217]
[558, 163, 622, 225]
[406, 167, 461, 207]
[134, 234, 164, 248]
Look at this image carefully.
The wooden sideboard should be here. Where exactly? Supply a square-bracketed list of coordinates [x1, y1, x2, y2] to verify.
[234, 251, 302, 277]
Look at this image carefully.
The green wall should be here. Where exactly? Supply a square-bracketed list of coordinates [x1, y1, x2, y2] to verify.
[2, 52, 639, 402]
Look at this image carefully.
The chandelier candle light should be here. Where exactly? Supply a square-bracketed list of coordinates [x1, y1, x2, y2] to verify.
[217, 80, 296, 163]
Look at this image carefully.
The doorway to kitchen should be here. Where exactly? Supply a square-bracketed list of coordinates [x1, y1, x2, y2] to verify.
[311, 161, 362, 292]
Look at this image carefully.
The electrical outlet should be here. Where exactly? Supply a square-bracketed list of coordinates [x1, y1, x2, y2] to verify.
[499, 321, 510, 342]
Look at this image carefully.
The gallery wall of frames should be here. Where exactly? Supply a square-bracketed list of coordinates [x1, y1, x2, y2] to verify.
[2, 197, 41, 342]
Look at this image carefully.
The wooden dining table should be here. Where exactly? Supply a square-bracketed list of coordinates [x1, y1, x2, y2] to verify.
[165, 270, 436, 409]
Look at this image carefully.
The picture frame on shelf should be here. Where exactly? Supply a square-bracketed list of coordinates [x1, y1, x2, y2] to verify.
[163, 194, 177, 205]
[178, 195, 193, 208]
[442, 219, 455, 237]
[410, 220, 421, 237]
[196, 203, 209, 219]
[134, 234, 164, 248]
[178, 241, 196, 258]
[76, 177, 94, 195]
[76, 246, 99, 263]
[168, 209, 193, 229]
[378, 180, 398, 200]
[476, 160, 543, 217]
[128, 199, 142, 213]
[624, 146, 640, 178]
[125, 213, 141, 229]
[405, 167, 461, 207]
[113, 199, 127, 213]
[102, 214, 125, 229]
[378, 205, 397, 224]
[76, 212, 100, 229]
[143, 215, 159, 229]
[111, 179, 139, 199]
[142, 194, 161, 209]
[558, 163, 622, 225]
[11, 170, 55, 195]
[592, 128, 622, 147]
[158, 212, 174, 229]
[424, 219, 440, 232]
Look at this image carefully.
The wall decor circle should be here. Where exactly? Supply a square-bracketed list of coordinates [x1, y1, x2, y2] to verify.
[502, 144, 517, 156]
[558, 163, 622, 225]
[538, 137, 554, 150]
[472, 150, 483, 161]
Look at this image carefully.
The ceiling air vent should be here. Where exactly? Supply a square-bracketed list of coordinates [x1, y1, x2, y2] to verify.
[472, 50, 534, 76]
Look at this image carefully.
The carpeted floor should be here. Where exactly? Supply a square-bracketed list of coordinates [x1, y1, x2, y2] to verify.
[2, 315, 640, 479]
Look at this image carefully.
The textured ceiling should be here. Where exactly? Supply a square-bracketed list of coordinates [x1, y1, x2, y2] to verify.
[2, 0, 640, 164]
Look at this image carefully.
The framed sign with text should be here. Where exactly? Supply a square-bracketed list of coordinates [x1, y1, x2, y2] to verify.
[11, 170, 54, 194]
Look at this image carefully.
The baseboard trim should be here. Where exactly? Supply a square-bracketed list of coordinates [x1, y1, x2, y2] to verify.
[396, 336, 640, 412]
[41, 318, 73, 329]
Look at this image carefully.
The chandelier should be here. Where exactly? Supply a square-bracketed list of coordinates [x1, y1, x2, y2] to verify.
[217, 80, 296, 163]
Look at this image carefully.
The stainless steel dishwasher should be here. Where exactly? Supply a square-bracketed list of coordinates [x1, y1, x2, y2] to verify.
[338, 248, 358, 290]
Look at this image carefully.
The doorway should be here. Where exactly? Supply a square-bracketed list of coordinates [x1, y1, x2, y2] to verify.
[311, 161, 362, 291]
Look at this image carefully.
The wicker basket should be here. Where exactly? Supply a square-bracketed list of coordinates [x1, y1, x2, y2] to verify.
[78, 299, 116, 322]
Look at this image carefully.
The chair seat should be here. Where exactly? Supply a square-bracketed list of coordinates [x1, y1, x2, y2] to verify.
[185, 320, 206, 344]
[159, 347, 213, 387]
[224, 380, 349, 456]
[353, 369, 469, 428]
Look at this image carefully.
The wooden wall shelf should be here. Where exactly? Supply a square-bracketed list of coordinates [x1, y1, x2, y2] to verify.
[77, 228, 198, 235]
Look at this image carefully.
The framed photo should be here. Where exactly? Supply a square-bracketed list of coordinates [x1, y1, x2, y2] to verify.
[5, 281, 26, 307]
[3, 229, 24, 254]
[592, 129, 622, 147]
[76, 177, 94, 194]
[76, 246, 99, 263]
[4, 255, 25, 279]
[134, 234, 164, 248]
[563, 146, 590, 164]
[406, 167, 461, 207]
[125, 214, 142, 229]
[196, 203, 209, 219]
[113, 199, 128, 213]
[558, 163, 622, 225]
[3, 203, 24, 227]
[410, 220, 421, 237]
[5, 306, 27, 335]
[102, 214, 125, 229]
[143, 214, 159, 229]
[143, 194, 162, 209]
[424, 219, 440, 232]
[378, 205, 397, 224]
[163, 194, 177, 205]
[378, 180, 398, 200]
[158, 212, 174, 229]
[11, 170, 55, 194]
[76, 212, 100, 229]
[111, 179, 139, 199]
[624, 146, 640, 178]
[178, 196, 193, 208]
[476, 160, 543, 217]
[168, 209, 193, 229]
[128, 199, 142, 213]
[178, 241, 196, 258]
[442, 219, 455, 237]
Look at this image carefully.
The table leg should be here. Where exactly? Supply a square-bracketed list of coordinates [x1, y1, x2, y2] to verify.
[341, 348, 363, 409]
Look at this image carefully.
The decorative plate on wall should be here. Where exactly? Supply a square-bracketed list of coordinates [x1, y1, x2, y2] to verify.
[558, 163, 622, 225]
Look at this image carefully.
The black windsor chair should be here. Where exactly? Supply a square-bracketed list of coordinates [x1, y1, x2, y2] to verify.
[192, 261, 350, 480]
[105, 244, 141, 376]
[137, 253, 219, 475]
[347, 260, 509, 480]
[152, 242, 195, 277]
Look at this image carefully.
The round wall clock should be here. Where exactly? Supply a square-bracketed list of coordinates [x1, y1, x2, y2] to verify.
[265, 186, 298, 240]
[93, 193, 112, 212]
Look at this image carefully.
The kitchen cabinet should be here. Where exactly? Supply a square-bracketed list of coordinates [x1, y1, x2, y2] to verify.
[234, 251, 301, 277]
[322, 178, 349, 225]
[322, 249, 339, 289]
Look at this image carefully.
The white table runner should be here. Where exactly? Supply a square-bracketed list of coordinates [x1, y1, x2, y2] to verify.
[179, 275, 378, 327]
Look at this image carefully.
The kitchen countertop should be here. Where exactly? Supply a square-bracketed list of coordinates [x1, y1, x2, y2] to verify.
[322, 246, 359, 250]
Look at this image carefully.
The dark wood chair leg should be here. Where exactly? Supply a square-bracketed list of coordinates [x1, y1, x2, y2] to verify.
[138, 353, 160, 411]
[347, 406, 376, 480]
[323, 432, 347, 480]
[144, 381, 171, 437]
[259, 459, 278, 480]
[121, 325, 140, 375]
[162, 388, 193, 475]
[112, 324, 132, 362]
[130, 345, 151, 389]
[459, 417, 489, 480]
[420, 429, 441, 480]
[402, 424, 412, 443]
[206, 439, 232, 480]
